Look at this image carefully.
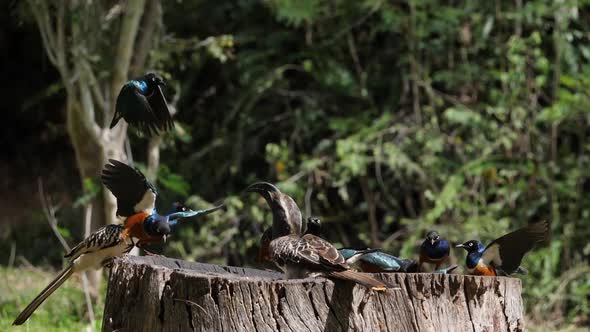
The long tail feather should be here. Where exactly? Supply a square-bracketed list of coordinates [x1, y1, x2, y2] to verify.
[329, 270, 396, 292]
[13, 265, 74, 325]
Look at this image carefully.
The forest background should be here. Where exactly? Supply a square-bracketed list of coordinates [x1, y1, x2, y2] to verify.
[0, 0, 588, 330]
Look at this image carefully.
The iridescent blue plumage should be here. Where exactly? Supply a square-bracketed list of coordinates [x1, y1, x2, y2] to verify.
[463, 241, 485, 269]
[419, 231, 451, 270]
[421, 238, 450, 259]
[303, 217, 418, 273]
[457, 221, 548, 276]
[167, 204, 225, 227]
[146, 203, 225, 229]
[102, 159, 224, 247]
[340, 249, 418, 273]
[131, 80, 149, 94]
[110, 73, 173, 136]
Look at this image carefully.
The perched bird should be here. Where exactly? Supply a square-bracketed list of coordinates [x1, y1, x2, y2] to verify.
[419, 231, 450, 271]
[456, 221, 549, 276]
[303, 217, 417, 272]
[304, 216, 322, 237]
[248, 182, 394, 291]
[260, 218, 381, 267]
[101, 159, 223, 247]
[340, 249, 419, 273]
[110, 73, 173, 136]
[13, 224, 140, 325]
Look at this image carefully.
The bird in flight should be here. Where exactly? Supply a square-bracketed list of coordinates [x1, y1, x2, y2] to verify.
[101, 159, 223, 248]
[110, 73, 174, 136]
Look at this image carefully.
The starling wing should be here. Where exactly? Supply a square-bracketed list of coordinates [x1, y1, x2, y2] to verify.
[147, 85, 174, 133]
[101, 159, 157, 217]
[112, 82, 161, 136]
[482, 221, 549, 274]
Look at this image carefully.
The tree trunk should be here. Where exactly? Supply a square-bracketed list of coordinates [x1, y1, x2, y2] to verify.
[102, 256, 524, 332]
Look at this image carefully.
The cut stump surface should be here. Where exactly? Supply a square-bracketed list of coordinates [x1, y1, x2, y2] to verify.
[102, 255, 524, 332]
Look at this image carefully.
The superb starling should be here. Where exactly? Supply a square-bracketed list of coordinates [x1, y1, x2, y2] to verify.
[303, 217, 416, 272]
[110, 73, 174, 136]
[339, 248, 419, 273]
[419, 230, 450, 271]
[101, 159, 223, 247]
[456, 221, 549, 276]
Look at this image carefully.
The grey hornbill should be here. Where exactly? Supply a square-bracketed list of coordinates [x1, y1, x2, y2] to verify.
[248, 182, 394, 291]
[259, 217, 380, 266]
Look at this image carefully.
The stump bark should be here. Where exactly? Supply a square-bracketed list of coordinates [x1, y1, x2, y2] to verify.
[102, 255, 524, 332]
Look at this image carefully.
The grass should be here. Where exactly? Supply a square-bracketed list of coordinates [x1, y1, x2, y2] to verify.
[0, 266, 103, 331]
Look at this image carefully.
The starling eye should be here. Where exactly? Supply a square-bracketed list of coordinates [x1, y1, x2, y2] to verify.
[469, 243, 473, 247]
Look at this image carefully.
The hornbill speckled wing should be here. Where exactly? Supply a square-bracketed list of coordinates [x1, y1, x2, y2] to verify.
[248, 182, 395, 291]
[110, 73, 174, 136]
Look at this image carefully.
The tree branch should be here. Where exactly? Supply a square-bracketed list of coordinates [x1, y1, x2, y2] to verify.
[76, 77, 102, 143]
[28, 0, 58, 66]
[360, 176, 380, 247]
[111, 0, 146, 108]
[130, 0, 161, 77]
[37, 177, 71, 252]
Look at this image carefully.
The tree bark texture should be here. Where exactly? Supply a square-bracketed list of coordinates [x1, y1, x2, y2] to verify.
[103, 256, 524, 332]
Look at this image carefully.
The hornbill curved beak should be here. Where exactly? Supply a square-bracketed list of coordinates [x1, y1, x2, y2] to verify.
[246, 181, 303, 237]
[246, 182, 280, 194]
[245, 182, 281, 203]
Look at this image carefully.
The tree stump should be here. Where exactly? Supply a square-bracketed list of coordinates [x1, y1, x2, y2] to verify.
[102, 255, 524, 332]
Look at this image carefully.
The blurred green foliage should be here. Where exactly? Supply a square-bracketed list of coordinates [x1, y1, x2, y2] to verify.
[0, 267, 103, 331]
[3, 0, 590, 329]
[153, 0, 589, 327]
